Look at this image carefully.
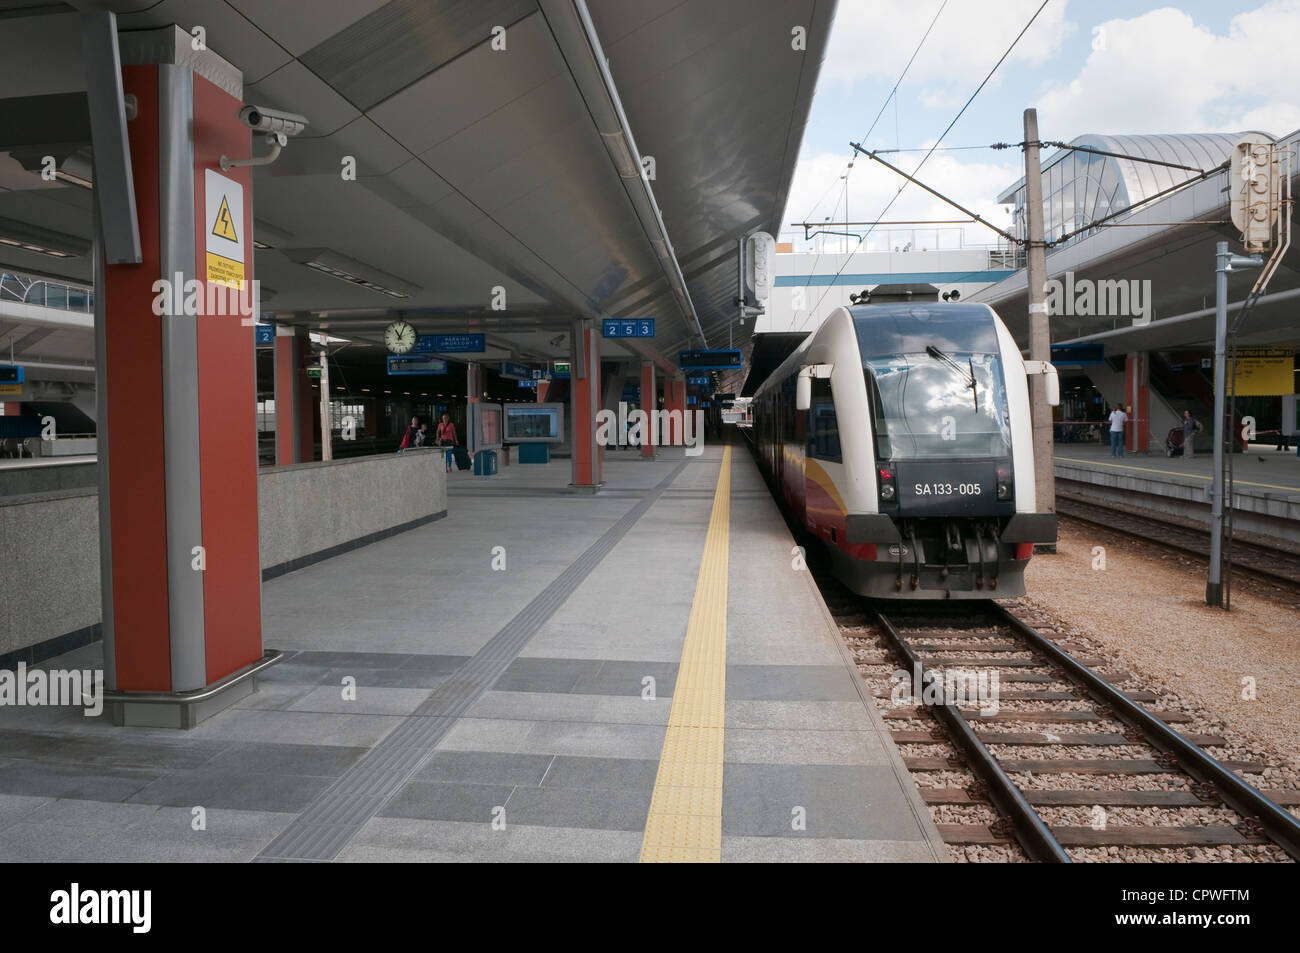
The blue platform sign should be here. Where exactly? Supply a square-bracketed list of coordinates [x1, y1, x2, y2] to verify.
[498, 361, 531, 380]
[679, 349, 742, 370]
[687, 376, 710, 386]
[426, 333, 485, 353]
[601, 318, 655, 338]
[0, 365, 25, 384]
[518, 379, 538, 389]
[254, 324, 275, 346]
[388, 355, 449, 375]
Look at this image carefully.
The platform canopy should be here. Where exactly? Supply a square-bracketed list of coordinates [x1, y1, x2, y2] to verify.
[973, 129, 1300, 356]
[0, 0, 835, 386]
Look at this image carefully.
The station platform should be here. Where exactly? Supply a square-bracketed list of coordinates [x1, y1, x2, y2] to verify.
[0, 437, 945, 863]
[1054, 444, 1300, 541]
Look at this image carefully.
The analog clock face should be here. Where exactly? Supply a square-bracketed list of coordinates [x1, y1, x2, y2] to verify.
[385, 321, 417, 354]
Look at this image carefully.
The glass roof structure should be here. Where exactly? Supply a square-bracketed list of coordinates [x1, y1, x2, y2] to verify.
[997, 132, 1269, 250]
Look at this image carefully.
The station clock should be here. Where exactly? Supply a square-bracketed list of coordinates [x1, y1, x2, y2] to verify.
[384, 320, 417, 354]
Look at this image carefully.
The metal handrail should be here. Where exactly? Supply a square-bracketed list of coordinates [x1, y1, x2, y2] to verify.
[0, 272, 95, 313]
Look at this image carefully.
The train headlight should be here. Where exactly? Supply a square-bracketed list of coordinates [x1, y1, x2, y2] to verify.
[878, 467, 896, 502]
[996, 480, 1013, 501]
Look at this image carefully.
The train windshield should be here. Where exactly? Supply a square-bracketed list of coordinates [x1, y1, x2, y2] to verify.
[862, 351, 1011, 461]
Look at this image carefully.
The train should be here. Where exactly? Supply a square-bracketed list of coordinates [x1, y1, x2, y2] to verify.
[749, 286, 1058, 599]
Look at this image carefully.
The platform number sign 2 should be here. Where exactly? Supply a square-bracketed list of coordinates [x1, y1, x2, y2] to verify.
[204, 169, 246, 291]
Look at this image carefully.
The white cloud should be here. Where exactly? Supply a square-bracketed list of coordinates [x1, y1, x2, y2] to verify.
[822, 0, 1075, 97]
[1037, 1, 1300, 138]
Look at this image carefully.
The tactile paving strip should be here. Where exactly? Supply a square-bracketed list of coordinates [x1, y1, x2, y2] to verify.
[256, 460, 691, 862]
[640, 447, 730, 863]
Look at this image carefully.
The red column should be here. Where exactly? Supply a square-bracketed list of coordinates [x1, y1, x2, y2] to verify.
[1124, 353, 1151, 453]
[640, 361, 655, 458]
[97, 36, 263, 720]
[571, 324, 602, 487]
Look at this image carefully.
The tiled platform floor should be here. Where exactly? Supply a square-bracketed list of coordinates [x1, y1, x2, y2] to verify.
[0, 438, 945, 862]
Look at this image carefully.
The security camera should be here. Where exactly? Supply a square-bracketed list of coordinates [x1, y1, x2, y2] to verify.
[238, 105, 309, 138]
[222, 106, 310, 171]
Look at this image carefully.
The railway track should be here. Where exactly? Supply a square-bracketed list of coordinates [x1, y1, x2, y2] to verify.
[1054, 491, 1300, 589]
[823, 592, 1300, 862]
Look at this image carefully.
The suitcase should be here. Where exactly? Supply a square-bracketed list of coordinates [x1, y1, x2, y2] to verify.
[453, 446, 471, 471]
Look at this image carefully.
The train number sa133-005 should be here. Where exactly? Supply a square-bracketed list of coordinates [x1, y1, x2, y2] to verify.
[913, 482, 982, 496]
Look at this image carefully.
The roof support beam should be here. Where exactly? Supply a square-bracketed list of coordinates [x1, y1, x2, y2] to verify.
[538, 0, 704, 349]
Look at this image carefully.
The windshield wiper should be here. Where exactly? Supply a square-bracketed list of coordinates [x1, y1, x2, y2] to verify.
[924, 345, 978, 411]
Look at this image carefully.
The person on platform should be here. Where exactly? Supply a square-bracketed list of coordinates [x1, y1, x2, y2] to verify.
[414, 423, 429, 448]
[1108, 404, 1128, 457]
[435, 413, 458, 472]
[1181, 410, 1202, 459]
[398, 415, 420, 453]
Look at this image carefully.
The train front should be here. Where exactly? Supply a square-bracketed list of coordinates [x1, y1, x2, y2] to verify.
[844, 303, 1052, 598]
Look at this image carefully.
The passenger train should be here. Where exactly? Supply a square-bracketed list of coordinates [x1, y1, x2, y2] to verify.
[750, 286, 1058, 599]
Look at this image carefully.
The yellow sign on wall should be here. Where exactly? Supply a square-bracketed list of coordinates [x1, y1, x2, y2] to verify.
[1232, 348, 1295, 396]
[204, 169, 245, 289]
[0, 383, 21, 396]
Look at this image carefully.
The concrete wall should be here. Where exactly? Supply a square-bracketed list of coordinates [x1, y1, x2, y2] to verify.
[0, 488, 101, 660]
[0, 450, 447, 663]
[258, 449, 447, 576]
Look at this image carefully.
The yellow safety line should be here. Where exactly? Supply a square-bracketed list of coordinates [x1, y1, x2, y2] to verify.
[1056, 456, 1300, 494]
[640, 445, 731, 863]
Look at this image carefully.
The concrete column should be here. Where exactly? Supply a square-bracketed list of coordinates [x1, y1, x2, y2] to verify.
[570, 321, 602, 487]
[1125, 352, 1151, 453]
[95, 30, 263, 722]
[272, 324, 313, 464]
[640, 361, 656, 458]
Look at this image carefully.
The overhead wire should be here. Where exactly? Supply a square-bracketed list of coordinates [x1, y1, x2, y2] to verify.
[808, 0, 1054, 316]
[794, 0, 952, 315]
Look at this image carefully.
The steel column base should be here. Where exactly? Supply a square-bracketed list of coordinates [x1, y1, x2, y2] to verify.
[104, 650, 282, 729]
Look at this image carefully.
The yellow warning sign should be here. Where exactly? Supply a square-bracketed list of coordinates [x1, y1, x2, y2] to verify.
[0, 383, 21, 396]
[204, 169, 245, 289]
[205, 253, 244, 289]
[211, 195, 238, 243]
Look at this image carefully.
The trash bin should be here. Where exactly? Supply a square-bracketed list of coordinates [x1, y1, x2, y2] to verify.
[473, 450, 498, 476]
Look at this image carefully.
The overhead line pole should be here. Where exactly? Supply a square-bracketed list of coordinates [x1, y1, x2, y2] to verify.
[1022, 109, 1054, 552]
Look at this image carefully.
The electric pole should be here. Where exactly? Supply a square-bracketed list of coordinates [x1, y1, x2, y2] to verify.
[1023, 109, 1055, 550]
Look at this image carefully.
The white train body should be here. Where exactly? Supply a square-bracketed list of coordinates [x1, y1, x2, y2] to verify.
[751, 300, 1057, 599]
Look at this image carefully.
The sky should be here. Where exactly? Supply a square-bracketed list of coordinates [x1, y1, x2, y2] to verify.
[785, 0, 1300, 252]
